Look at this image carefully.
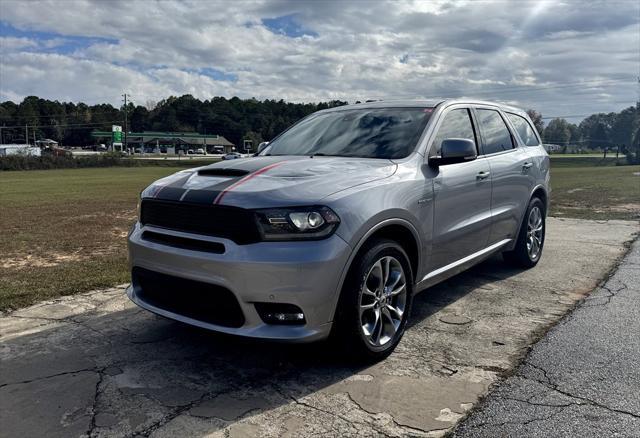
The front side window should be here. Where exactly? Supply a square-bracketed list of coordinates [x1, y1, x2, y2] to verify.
[266, 108, 432, 159]
[431, 108, 477, 155]
[506, 113, 540, 146]
[476, 109, 515, 154]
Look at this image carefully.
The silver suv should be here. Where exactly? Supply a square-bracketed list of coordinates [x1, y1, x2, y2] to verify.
[127, 99, 550, 359]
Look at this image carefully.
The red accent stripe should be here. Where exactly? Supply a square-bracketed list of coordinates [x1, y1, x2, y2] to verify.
[213, 162, 284, 205]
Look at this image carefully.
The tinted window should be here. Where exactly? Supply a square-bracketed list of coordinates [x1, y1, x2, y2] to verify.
[476, 109, 514, 154]
[432, 108, 476, 155]
[266, 108, 432, 159]
[506, 113, 540, 146]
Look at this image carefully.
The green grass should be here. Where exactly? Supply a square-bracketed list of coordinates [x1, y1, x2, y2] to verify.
[549, 156, 640, 220]
[0, 167, 188, 311]
[549, 156, 626, 168]
[1, 159, 638, 311]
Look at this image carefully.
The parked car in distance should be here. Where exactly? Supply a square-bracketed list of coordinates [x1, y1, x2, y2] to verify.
[222, 152, 242, 160]
[128, 99, 550, 360]
[195, 148, 206, 155]
[186, 149, 195, 155]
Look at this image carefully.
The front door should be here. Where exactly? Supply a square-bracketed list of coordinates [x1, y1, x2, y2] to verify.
[428, 107, 492, 272]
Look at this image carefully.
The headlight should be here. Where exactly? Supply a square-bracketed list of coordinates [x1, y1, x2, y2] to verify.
[254, 206, 340, 241]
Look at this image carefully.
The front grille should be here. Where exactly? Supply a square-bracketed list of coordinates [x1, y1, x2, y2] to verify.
[140, 199, 261, 244]
[132, 267, 245, 328]
[141, 231, 225, 253]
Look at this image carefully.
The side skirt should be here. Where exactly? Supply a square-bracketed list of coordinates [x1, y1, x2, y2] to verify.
[415, 239, 512, 293]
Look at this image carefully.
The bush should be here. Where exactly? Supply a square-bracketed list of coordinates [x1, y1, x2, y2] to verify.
[626, 129, 640, 165]
[0, 154, 137, 171]
[0, 153, 218, 171]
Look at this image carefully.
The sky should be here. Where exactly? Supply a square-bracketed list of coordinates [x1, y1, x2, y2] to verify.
[0, 0, 638, 121]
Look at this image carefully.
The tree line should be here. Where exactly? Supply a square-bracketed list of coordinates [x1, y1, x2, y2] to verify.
[0, 95, 637, 159]
[0, 95, 348, 148]
[527, 106, 638, 154]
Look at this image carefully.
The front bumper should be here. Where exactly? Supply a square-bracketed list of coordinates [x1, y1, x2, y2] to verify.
[127, 223, 352, 342]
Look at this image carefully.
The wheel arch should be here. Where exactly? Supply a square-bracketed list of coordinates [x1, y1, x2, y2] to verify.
[330, 218, 422, 323]
[531, 185, 549, 212]
[509, 185, 549, 251]
[338, 218, 421, 288]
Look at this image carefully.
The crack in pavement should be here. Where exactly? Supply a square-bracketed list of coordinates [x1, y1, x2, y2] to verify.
[85, 367, 107, 438]
[7, 313, 114, 343]
[524, 377, 640, 420]
[273, 387, 408, 438]
[465, 405, 569, 430]
[582, 279, 629, 307]
[121, 385, 231, 438]
[343, 392, 437, 435]
[0, 367, 101, 389]
[518, 362, 640, 419]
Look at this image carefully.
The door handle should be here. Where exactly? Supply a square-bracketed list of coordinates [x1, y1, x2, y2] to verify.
[523, 162, 533, 169]
[476, 171, 491, 180]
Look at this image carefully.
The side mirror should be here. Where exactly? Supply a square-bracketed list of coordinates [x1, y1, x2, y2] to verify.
[257, 142, 269, 154]
[430, 138, 477, 166]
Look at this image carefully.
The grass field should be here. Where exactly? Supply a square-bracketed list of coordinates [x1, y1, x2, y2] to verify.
[1, 156, 638, 311]
[548, 157, 639, 220]
[0, 167, 185, 310]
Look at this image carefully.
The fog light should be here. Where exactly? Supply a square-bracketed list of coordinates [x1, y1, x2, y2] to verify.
[255, 303, 306, 325]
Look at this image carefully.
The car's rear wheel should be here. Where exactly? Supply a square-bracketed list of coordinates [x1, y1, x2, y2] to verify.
[333, 238, 413, 361]
[503, 197, 546, 268]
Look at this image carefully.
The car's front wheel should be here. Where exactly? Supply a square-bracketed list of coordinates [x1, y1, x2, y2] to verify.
[333, 239, 413, 361]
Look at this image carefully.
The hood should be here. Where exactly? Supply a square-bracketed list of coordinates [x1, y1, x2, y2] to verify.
[143, 156, 397, 208]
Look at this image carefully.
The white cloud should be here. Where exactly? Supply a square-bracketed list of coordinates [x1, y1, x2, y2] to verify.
[0, 36, 38, 51]
[0, 0, 637, 120]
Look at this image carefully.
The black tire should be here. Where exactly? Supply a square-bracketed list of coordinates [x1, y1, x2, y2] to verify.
[332, 238, 414, 362]
[503, 197, 546, 268]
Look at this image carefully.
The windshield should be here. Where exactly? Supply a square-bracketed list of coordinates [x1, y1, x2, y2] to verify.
[266, 108, 432, 159]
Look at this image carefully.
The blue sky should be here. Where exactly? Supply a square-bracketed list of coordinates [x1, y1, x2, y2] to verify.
[0, 21, 117, 54]
[0, 0, 638, 121]
[261, 14, 318, 38]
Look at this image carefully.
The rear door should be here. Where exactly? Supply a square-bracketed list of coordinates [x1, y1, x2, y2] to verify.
[473, 106, 534, 245]
[428, 106, 492, 271]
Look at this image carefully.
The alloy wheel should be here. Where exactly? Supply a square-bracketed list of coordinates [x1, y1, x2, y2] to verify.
[526, 206, 544, 260]
[359, 256, 407, 347]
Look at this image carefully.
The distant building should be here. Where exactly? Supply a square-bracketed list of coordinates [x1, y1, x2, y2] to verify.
[543, 144, 562, 153]
[0, 144, 42, 157]
[90, 130, 235, 154]
[35, 139, 59, 148]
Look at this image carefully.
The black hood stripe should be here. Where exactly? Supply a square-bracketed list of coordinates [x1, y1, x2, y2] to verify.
[154, 186, 188, 201]
[180, 189, 223, 204]
[151, 157, 296, 204]
[213, 161, 285, 205]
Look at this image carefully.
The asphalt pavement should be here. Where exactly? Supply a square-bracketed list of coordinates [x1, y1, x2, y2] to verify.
[453, 239, 640, 437]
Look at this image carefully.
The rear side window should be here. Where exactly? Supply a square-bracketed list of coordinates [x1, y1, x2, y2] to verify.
[476, 109, 515, 154]
[506, 113, 540, 146]
[432, 108, 476, 155]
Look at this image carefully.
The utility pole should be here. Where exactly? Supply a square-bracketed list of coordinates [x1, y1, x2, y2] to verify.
[637, 76, 640, 111]
[122, 93, 128, 153]
[25, 124, 28, 146]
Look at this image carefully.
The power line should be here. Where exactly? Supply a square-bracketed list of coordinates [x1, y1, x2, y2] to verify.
[0, 121, 123, 129]
[123, 93, 128, 151]
[120, 77, 636, 104]
[0, 110, 123, 120]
